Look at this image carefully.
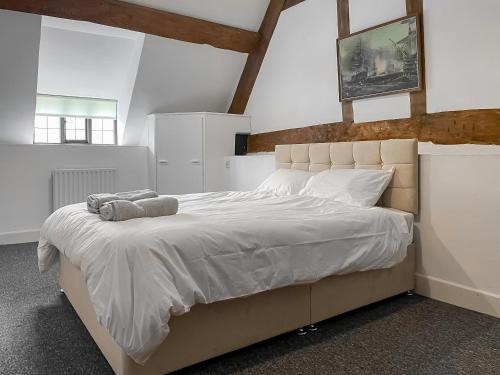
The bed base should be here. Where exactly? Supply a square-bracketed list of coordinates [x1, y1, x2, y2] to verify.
[59, 244, 415, 375]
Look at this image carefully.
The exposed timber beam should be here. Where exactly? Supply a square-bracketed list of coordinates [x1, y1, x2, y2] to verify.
[283, 0, 305, 11]
[337, 0, 354, 123]
[0, 0, 261, 53]
[247, 109, 500, 152]
[406, 0, 427, 116]
[228, 0, 286, 114]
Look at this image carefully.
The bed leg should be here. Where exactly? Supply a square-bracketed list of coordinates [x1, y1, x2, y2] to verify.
[297, 328, 308, 336]
[406, 289, 415, 296]
[308, 324, 318, 332]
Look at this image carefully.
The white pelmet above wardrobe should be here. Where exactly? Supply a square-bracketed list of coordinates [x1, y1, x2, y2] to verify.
[147, 113, 251, 194]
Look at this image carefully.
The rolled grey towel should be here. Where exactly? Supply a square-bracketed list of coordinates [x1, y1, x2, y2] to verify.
[99, 196, 179, 221]
[135, 196, 179, 218]
[87, 189, 158, 213]
[99, 200, 144, 221]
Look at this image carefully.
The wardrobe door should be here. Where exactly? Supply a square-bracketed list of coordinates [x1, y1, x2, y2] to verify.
[155, 115, 204, 194]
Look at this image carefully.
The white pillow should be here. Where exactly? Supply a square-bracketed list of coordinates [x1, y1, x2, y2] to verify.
[298, 168, 394, 207]
[256, 169, 314, 196]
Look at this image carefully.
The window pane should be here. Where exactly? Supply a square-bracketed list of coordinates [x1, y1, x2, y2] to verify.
[34, 128, 47, 143]
[47, 116, 60, 129]
[47, 128, 60, 143]
[91, 118, 115, 145]
[75, 118, 86, 130]
[92, 119, 103, 131]
[75, 129, 86, 140]
[35, 115, 47, 128]
[102, 131, 114, 144]
[65, 129, 76, 141]
[92, 131, 103, 144]
[103, 119, 114, 131]
[65, 117, 75, 130]
[63, 117, 87, 142]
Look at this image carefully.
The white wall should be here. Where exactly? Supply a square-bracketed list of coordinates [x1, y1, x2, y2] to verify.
[123, 35, 247, 145]
[246, 0, 343, 133]
[424, 0, 500, 113]
[247, 0, 500, 128]
[0, 145, 148, 244]
[416, 154, 500, 318]
[224, 154, 275, 191]
[0, 10, 41, 144]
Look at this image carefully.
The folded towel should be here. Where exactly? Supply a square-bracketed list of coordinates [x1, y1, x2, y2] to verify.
[135, 196, 179, 218]
[87, 189, 158, 213]
[99, 196, 179, 221]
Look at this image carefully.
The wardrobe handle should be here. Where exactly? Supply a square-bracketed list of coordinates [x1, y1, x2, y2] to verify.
[190, 160, 201, 165]
[158, 160, 169, 165]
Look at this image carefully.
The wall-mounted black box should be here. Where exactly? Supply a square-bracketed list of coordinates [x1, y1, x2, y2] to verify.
[235, 133, 249, 155]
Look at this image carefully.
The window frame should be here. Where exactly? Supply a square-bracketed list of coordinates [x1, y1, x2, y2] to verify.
[88, 118, 118, 145]
[33, 116, 118, 145]
[61, 117, 89, 144]
[33, 115, 62, 144]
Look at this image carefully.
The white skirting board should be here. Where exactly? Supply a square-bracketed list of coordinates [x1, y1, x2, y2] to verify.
[0, 230, 40, 246]
[416, 273, 500, 319]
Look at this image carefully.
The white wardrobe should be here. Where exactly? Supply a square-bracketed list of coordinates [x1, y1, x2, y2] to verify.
[147, 112, 251, 194]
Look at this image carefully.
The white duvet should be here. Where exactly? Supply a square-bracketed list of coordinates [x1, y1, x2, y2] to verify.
[38, 191, 413, 364]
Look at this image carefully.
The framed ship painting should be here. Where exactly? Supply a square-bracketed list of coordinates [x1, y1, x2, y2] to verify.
[337, 15, 422, 101]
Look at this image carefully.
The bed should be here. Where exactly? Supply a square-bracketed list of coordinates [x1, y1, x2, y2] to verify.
[38, 139, 418, 375]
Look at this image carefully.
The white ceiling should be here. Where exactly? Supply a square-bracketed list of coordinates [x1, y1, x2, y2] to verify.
[123, 35, 247, 145]
[37, 25, 140, 101]
[122, 0, 270, 31]
[42, 16, 142, 39]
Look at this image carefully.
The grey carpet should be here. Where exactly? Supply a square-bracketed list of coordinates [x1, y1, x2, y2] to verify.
[1, 243, 499, 375]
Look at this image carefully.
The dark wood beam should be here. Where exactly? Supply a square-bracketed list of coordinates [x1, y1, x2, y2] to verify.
[337, 0, 354, 123]
[406, 0, 427, 116]
[283, 0, 305, 10]
[228, 0, 285, 114]
[0, 0, 260, 53]
[247, 109, 500, 152]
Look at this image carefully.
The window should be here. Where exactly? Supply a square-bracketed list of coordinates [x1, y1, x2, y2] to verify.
[64, 117, 88, 143]
[34, 115, 61, 143]
[34, 95, 117, 145]
[90, 118, 116, 145]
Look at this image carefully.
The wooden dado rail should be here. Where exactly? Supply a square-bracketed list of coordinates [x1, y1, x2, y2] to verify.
[247, 109, 500, 153]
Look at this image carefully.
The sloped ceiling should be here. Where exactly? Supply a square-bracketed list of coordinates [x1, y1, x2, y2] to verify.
[121, 0, 271, 145]
[37, 20, 142, 101]
[123, 35, 247, 145]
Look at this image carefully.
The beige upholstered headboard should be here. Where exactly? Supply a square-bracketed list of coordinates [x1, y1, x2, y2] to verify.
[275, 139, 418, 214]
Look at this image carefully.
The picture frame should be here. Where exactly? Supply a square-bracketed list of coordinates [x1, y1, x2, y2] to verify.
[337, 14, 423, 102]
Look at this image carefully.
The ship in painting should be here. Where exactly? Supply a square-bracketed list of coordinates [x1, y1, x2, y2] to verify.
[340, 17, 419, 100]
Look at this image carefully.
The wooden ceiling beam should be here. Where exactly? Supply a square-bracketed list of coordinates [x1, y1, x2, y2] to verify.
[337, 0, 354, 123]
[228, 0, 286, 114]
[0, 0, 261, 53]
[247, 109, 500, 153]
[283, 0, 305, 11]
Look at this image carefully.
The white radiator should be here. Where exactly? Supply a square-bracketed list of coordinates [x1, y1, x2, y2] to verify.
[52, 168, 117, 211]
